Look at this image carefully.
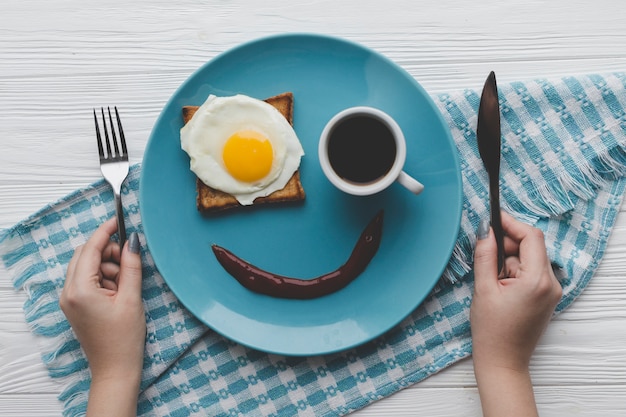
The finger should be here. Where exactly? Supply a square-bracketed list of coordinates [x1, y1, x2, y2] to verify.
[503, 235, 520, 256]
[500, 211, 535, 243]
[101, 277, 119, 291]
[102, 241, 122, 264]
[500, 212, 549, 268]
[84, 217, 118, 254]
[117, 233, 143, 302]
[473, 221, 499, 294]
[100, 261, 121, 281]
[72, 218, 118, 287]
[504, 256, 521, 278]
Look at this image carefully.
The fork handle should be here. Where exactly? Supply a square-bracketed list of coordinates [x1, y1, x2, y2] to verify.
[114, 193, 127, 248]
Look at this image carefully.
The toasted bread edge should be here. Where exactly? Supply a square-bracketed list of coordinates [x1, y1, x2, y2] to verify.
[182, 92, 305, 213]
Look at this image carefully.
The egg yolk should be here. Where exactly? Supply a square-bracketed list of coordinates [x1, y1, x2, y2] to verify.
[223, 130, 274, 182]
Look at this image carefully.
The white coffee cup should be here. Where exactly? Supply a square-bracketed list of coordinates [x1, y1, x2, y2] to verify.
[318, 106, 424, 196]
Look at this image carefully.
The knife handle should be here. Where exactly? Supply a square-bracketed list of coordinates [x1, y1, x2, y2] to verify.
[489, 176, 505, 275]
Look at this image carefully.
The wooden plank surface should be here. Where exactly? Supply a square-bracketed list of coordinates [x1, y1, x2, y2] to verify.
[1, 0, 625, 415]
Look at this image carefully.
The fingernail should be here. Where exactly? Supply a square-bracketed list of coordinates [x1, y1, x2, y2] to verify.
[477, 219, 490, 240]
[128, 232, 140, 254]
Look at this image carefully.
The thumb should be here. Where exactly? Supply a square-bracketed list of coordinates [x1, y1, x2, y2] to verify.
[118, 232, 143, 300]
[473, 219, 499, 293]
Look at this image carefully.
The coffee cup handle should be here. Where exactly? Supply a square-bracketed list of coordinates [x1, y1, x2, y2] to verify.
[397, 171, 424, 195]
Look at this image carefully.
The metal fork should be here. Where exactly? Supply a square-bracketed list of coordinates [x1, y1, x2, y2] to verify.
[93, 107, 130, 248]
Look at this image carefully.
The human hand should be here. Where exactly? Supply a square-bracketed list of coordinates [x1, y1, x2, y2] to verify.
[470, 211, 562, 372]
[470, 212, 562, 417]
[60, 218, 146, 383]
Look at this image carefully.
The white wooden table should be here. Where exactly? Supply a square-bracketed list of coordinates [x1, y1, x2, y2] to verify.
[1, 1, 625, 415]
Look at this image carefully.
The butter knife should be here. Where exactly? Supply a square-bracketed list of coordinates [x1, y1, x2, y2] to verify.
[477, 71, 505, 274]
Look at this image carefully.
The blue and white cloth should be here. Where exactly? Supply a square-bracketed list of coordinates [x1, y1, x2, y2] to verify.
[2, 73, 626, 417]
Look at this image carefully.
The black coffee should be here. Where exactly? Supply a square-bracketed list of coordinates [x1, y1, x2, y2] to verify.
[327, 115, 397, 184]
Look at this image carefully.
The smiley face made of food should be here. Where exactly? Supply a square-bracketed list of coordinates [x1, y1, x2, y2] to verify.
[180, 93, 384, 299]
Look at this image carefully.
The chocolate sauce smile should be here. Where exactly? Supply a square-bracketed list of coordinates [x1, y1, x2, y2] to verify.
[211, 210, 384, 299]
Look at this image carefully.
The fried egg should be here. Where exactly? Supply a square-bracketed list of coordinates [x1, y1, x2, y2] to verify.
[180, 94, 304, 205]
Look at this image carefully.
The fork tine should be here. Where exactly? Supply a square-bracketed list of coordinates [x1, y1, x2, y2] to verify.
[107, 107, 121, 157]
[114, 106, 128, 157]
[93, 109, 105, 159]
[93, 106, 130, 248]
[100, 107, 113, 158]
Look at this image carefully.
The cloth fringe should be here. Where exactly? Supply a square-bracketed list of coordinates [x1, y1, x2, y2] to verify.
[439, 73, 626, 285]
[1, 229, 90, 417]
[442, 140, 626, 285]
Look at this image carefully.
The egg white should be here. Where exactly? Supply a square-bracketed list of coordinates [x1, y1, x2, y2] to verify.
[180, 94, 304, 205]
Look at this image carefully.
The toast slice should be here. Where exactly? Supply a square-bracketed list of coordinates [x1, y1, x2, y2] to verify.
[182, 92, 305, 213]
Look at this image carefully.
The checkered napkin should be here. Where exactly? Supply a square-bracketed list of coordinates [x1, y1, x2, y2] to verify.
[2, 73, 626, 417]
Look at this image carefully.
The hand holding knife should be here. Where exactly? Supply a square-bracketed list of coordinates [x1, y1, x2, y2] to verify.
[477, 71, 505, 275]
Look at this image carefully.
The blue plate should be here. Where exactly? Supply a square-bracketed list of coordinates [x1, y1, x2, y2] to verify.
[140, 33, 462, 356]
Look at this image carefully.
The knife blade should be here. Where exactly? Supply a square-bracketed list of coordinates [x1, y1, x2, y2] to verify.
[477, 71, 505, 275]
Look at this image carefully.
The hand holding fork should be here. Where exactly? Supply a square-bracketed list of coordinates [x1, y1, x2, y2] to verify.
[93, 107, 130, 248]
